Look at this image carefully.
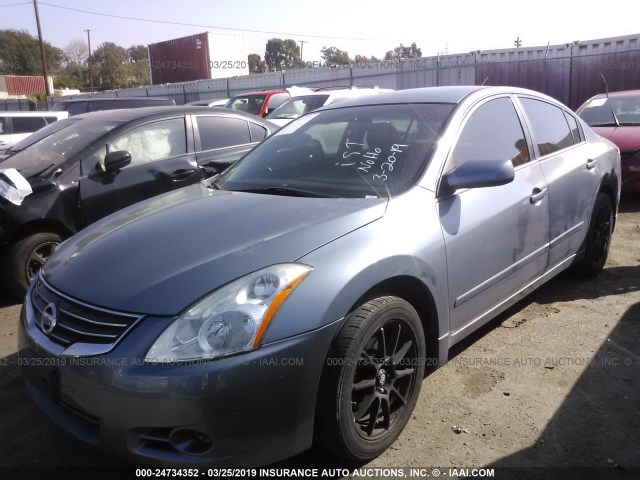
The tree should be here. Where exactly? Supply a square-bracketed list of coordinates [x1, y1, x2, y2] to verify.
[384, 42, 422, 60]
[354, 54, 379, 63]
[63, 39, 88, 67]
[126, 44, 150, 86]
[92, 41, 128, 89]
[248, 53, 266, 74]
[264, 38, 303, 72]
[0, 29, 63, 75]
[321, 46, 352, 66]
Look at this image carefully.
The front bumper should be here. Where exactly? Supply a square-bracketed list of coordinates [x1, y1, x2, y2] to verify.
[18, 289, 342, 467]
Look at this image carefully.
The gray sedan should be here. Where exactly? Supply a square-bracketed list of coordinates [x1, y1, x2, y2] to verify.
[18, 86, 620, 467]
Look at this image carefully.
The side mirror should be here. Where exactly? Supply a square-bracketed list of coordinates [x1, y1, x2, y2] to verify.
[103, 150, 132, 173]
[440, 159, 515, 196]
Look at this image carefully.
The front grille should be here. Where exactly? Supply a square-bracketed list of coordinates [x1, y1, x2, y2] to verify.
[31, 277, 143, 348]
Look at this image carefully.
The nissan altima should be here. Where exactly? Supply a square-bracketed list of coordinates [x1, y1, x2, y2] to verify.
[18, 86, 620, 467]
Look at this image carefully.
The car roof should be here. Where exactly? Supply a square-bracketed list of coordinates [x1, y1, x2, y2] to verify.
[588, 89, 640, 100]
[55, 96, 173, 104]
[72, 105, 277, 125]
[230, 90, 287, 97]
[316, 86, 567, 111]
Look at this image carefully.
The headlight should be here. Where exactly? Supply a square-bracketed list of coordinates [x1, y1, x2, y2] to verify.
[145, 264, 312, 363]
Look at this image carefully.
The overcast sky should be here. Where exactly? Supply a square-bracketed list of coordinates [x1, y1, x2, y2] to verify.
[2, 0, 639, 62]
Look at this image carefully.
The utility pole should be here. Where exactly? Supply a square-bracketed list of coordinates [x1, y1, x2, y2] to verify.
[85, 29, 94, 92]
[32, 0, 51, 97]
[514, 37, 522, 48]
[299, 40, 307, 61]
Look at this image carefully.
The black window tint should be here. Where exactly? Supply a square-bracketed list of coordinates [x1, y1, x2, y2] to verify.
[520, 98, 574, 156]
[249, 122, 268, 142]
[0, 117, 6, 133]
[67, 102, 87, 116]
[451, 97, 530, 169]
[12, 117, 47, 134]
[197, 116, 251, 150]
[564, 111, 582, 143]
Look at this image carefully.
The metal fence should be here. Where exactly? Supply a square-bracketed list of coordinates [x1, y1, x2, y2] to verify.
[2, 33, 640, 111]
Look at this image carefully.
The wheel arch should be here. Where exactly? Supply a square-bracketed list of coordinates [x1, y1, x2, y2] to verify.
[6, 219, 73, 245]
[345, 275, 442, 374]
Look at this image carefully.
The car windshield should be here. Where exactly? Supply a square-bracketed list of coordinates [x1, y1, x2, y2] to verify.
[5, 117, 81, 154]
[266, 95, 330, 120]
[217, 103, 454, 198]
[1, 119, 123, 178]
[226, 95, 268, 115]
[578, 95, 640, 127]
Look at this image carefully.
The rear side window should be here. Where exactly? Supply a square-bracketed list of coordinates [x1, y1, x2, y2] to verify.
[12, 117, 47, 134]
[519, 98, 574, 156]
[564, 112, 582, 144]
[0, 117, 6, 133]
[249, 122, 268, 142]
[197, 116, 251, 150]
[68, 102, 87, 116]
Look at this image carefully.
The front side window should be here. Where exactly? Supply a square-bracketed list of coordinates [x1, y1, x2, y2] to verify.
[519, 98, 574, 156]
[196, 116, 251, 151]
[450, 97, 530, 169]
[108, 118, 187, 167]
[218, 103, 454, 198]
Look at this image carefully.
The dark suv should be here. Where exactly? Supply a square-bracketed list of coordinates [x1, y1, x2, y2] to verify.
[0, 106, 276, 299]
[51, 97, 176, 116]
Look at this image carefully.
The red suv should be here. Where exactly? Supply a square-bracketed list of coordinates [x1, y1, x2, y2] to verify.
[224, 89, 290, 118]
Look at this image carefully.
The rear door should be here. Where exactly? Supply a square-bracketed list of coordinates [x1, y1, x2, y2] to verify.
[77, 116, 200, 226]
[438, 96, 550, 335]
[194, 115, 268, 177]
[517, 97, 600, 268]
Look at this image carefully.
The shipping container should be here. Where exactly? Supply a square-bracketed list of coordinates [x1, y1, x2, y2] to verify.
[0, 75, 53, 96]
[148, 32, 248, 85]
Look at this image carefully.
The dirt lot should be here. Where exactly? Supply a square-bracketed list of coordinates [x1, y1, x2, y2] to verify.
[0, 194, 638, 479]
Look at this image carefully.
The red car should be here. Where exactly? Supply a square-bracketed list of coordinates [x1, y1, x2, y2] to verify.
[224, 89, 290, 118]
[577, 89, 640, 192]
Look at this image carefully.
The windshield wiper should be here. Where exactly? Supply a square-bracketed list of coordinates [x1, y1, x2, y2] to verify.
[231, 186, 338, 198]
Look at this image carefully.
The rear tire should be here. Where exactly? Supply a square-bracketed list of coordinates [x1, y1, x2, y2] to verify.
[316, 296, 425, 461]
[2, 232, 61, 302]
[574, 193, 613, 277]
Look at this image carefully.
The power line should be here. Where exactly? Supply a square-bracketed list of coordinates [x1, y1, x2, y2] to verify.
[0, 2, 31, 7]
[38, 1, 408, 43]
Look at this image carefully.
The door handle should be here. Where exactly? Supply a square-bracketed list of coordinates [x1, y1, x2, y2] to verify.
[170, 169, 197, 182]
[530, 187, 548, 204]
[586, 158, 597, 170]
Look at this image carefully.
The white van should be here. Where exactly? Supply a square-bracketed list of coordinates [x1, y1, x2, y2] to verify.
[0, 111, 68, 151]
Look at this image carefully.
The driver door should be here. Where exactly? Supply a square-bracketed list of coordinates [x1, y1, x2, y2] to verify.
[78, 116, 200, 226]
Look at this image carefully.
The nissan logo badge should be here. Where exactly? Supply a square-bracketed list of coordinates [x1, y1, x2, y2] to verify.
[41, 303, 58, 335]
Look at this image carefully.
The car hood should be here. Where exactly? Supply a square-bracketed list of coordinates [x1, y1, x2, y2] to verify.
[42, 183, 387, 315]
[591, 126, 640, 153]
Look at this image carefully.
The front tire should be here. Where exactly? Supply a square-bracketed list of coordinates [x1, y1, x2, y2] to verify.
[316, 296, 426, 461]
[2, 232, 61, 301]
[575, 193, 613, 277]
